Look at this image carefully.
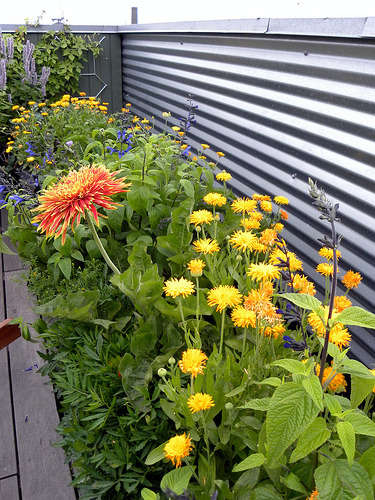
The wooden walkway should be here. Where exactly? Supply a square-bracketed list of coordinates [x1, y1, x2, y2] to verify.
[0, 212, 76, 500]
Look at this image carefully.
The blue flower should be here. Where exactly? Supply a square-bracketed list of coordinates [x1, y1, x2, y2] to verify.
[9, 195, 24, 206]
[0, 185, 6, 194]
[25, 141, 34, 155]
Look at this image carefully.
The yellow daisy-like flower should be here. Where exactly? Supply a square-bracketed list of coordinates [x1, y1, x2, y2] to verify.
[280, 210, 289, 220]
[172, 126, 180, 131]
[231, 306, 257, 328]
[216, 151, 225, 157]
[253, 193, 271, 201]
[269, 248, 303, 272]
[274, 196, 289, 205]
[306, 489, 319, 500]
[193, 238, 220, 255]
[260, 200, 273, 213]
[307, 307, 340, 336]
[249, 211, 263, 221]
[187, 393, 215, 413]
[164, 433, 194, 468]
[316, 365, 347, 393]
[229, 230, 258, 253]
[370, 369, 375, 393]
[328, 326, 351, 349]
[247, 263, 281, 282]
[240, 218, 261, 230]
[27, 156, 35, 162]
[187, 259, 205, 277]
[334, 295, 352, 312]
[179, 349, 208, 377]
[163, 277, 195, 299]
[291, 273, 316, 296]
[316, 262, 334, 277]
[274, 223, 284, 233]
[201, 143, 210, 149]
[203, 192, 227, 207]
[259, 228, 277, 246]
[244, 288, 281, 324]
[342, 270, 362, 289]
[189, 209, 214, 227]
[207, 285, 242, 313]
[31, 165, 130, 245]
[263, 323, 286, 339]
[319, 247, 341, 260]
[231, 197, 257, 214]
[216, 170, 232, 182]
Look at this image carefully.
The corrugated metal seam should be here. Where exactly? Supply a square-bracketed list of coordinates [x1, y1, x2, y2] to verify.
[121, 30, 375, 366]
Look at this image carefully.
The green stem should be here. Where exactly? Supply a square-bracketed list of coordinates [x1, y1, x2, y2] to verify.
[219, 309, 226, 355]
[84, 209, 121, 275]
[177, 296, 189, 342]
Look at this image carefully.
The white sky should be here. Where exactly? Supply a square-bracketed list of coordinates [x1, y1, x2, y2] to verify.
[1, 0, 375, 26]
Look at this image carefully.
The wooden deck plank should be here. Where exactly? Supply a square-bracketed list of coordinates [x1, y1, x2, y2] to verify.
[0, 348, 18, 480]
[0, 475, 20, 499]
[5, 271, 76, 500]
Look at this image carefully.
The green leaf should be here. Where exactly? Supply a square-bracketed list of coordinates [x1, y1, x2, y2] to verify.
[350, 376, 375, 409]
[104, 204, 125, 233]
[359, 445, 375, 483]
[250, 484, 284, 500]
[58, 257, 72, 279]
[341, 359, 375, 379]
[0, 234, 16, 255]
[254, 377, 281, 387]
[270, 359, 307, 374]
[316, 336, 341, 359]
[127, 185, 153, 216]
[130, 316, 158, 357]
[141, 489, 158, 500]
[232, 453, 266, 472]
[86, 238, 107, 260]
[145, 442, 167, 465]
[324, 393, 343, 416]
[334, 306, 375, 329]
[266, 383, 320, 466]
[290, 416, 331, 463]
[280, 472, 308, 494]
[302, 376, 324, 412]
[238, 398, 271, 411]
[343, 410, 375, 437]
[179, 178, 195, 198]
[160, 466, 193, 495]
[277, 293, 322, 312]
[336, 421, 355, 465]
[315, 460, 373, 500]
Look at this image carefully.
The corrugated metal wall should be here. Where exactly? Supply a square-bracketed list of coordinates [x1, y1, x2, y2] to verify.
[121, 19, 375, 366]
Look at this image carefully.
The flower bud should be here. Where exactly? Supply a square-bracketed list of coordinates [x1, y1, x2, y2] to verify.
[225, 402, 234, 410]
[168, 357, 176, 365]
[158, 368, 167, 377]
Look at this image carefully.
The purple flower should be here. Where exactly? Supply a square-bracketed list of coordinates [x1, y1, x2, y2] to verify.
[9, 195, 24, 206]
[65, 140, 73, 147]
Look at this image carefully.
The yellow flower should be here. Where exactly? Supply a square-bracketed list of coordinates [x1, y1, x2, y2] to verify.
[12, 105, 19, 110]
[342, 270, 362, 289]
[263, 323, 286, 338]
[231, 306, 257, 328]
[172, 126, 180, 131]
[291, 273, 316, 296]
[316, 263, 334, 277]
[334, 295, 352, 312]
[203, 192, 227, 207]
[187, 259, 205, 277]
[189, 209, 214, 227]
[328, 326, 351, 349]
[163, 277, 195, 298]
[274, 196, 289, 205]
[316, 364, 347, 393]
[244, 288, 280, 324]
[259, 228, 277, 246]
[231, 197, 257, 214]
[319, 247, 341, 260]
[179, 349, 208, 377]
[306, 489, 319, 500]
[27, 156, 35, 162]
[193, 238, 220, 255]
[247, 263, 281, 282]
[260, 200, 273, 213]
[269, 248, 303, 272]
[216, 170, 232, 182]
[207, 285, 242, 313]
[216, 151, 225, 157]
[201, 143, 210, 149]
[307, 308, 350, 349]
[280, 210, 289, 220]
[240, 218, 260, 230]
[274, 223, 284, 233]
[370, 369, 375, 393]
[187, 393, 215, 413]
[164, 433, 194, 468]
[229, 230, 258, 252]
[31, 165, 130, 245]
[253, 193, 271, 201]
[249, 211, 263, 221]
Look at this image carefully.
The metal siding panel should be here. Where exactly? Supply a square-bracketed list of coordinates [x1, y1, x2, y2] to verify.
[122, 32, 375, 366]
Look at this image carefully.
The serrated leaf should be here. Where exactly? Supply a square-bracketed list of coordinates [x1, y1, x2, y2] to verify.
[280, 472, 308, 494]
[290, 416, 331, 463]
[334, 306, 375, 329]
[324, 393, 343, 416]
[160, 466, 193, 495]
[350, 376, 375, 409]
[277, 293, 322, 312]
[232, 453, 265, 472]
[250, 483, 284, 500]
[337, 421, 355, 465]
[344, 410, 375, 437]
[315, 460, 373, 500]
[341, 359, 375, 379]
[271, 359, 307, 374]
[238, 398, 271, 411]
[266, 383, 320, 466]
[302, 376, 324, 411]
[254, 377, 282, 387]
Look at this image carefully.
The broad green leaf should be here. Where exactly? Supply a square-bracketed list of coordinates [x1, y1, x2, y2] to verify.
[315, 460, 373, 500]
[277, 293, 322, 312]
[239, 398, 271, 411]
[130, 316, 158, 357]
[266, 383, 320, 466]
[32, 291, 100, 322]
[316, 336, 341, 359]
[337, 421, 355, 465]
[280, 472, 308, 494]
[58, 257, 72, 279]
[141, 488, 158, 500]
[341, 359, 375, 379]
[254, 377, 281, 387]
[290, 416, 331, 463]
[350, 376, 375, 409]
[225, 385, 246, 398]
[104, 203, 125, 233]
[179, 178, 195, 198]
[145, 442, 167, 465]
[302, 376, 324, 412]
[232, 453, 266, 472]
[0, 234, 16, 255]
[324, 393, 343, 416]
[344, 410, 375, 437]
[160, 466, 193, 495]
[86, 237, 107, 260]
[127, 185, 153, 216]
[359, 445, 375, 483]
[53, 233, 71, 256]
[270, 359, 307, 374]
[334, 306, 375, 329]
[250, 483, 284, 500]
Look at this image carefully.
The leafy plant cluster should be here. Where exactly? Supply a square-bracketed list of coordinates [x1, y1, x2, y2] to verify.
[1, 98, 375, 500]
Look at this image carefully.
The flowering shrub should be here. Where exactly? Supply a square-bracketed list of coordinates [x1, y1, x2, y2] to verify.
[1, 99, 375, 500]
